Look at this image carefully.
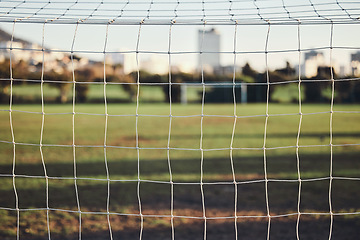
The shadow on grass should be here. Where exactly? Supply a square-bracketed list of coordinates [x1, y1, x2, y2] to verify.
[0, 152, 359, 209]
[1, 152, 360, 239]
[1, 151, 359, 180]
[163, 132, 360, 140]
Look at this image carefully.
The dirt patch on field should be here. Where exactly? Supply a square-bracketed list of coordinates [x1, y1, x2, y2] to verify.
[2, 208, 360, 240]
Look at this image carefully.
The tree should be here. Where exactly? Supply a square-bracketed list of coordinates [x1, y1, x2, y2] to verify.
[163, 76, 181, 103]
[162, 72, 195, 103]
[203, 75, 254, 103]
[304, 66, 336, 103]
[0, 59, 10, 103]
[275, 61, 296, 77]
[242, 62, 257, 78]
[75, 68, 95, 103]
[46, 70, 72, 103]
[353, 81, 360, 102]
[118, 74, 137, 102]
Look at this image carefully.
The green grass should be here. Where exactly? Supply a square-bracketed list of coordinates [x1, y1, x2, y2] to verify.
[0, 103, 359, 239]
[11, 83, 201, 103]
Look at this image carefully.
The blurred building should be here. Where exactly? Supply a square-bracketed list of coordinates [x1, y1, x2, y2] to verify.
[106, 52, 168, 75]
[141, 55, 168, 75]
[302, 51, 326, 78]
[198, 28, 221, 74]
[106, 52, 137, 74]
[0, 40, 88, 74]
[351, 51, 360, 76]
[295, 50, 346, 78]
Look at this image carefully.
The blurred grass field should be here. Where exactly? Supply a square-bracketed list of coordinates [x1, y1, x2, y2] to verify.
[10, 83, 201, 103]
[0, 103, 360, 239]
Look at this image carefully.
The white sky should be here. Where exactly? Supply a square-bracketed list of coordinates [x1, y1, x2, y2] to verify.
[1, 18, 359, 72]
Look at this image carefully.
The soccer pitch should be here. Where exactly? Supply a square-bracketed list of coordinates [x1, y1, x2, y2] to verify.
[0, 103, 359, 239]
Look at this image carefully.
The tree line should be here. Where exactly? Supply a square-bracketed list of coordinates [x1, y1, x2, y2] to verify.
[0, 59, 359, 104]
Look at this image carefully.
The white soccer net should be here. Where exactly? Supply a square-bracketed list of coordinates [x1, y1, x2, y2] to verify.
[0, 0, 360, 239]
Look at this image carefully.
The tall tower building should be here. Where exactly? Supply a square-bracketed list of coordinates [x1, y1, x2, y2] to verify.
[198, 28, 221, 74]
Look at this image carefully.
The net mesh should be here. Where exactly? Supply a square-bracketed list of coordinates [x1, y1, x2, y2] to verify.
[0, 0, 360, 240]
[0, 0, 358, 25]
